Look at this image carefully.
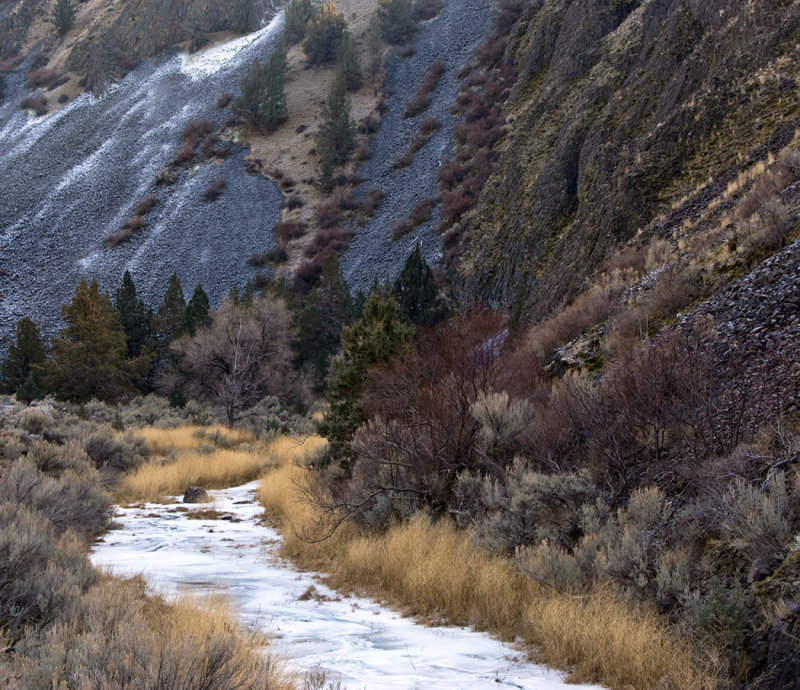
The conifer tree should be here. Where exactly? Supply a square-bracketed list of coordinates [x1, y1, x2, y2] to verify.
[292, 257, 354, 390]
[53, 0, 75, 36]
[316, 71, 355, 188]
[46, 278, 140, 402]
[0, 317, 46, 397]
[152, 272, 186, 357]
[304, 2, 347, 65]
[233, 47, 288, 134]
[317, 288, 413, 466]
[285, 0, 314, 44]
[180, 284, 211, 337]
[394, 243, 447, 327]
[115, 270, 151, 357]
[376, 0, 416, 44]
[336, 32, 363, 91]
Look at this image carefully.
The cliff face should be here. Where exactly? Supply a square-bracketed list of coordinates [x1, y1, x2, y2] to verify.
[451, 0, 800, 320]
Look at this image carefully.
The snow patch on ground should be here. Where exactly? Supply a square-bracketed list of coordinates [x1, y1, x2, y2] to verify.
[180, 13, 285, 80]
[92, 482, 603, 690]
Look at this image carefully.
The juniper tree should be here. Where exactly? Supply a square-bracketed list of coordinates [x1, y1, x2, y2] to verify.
[46, 279, 143, 402]
[376, 0, 416, 44]
[53, 0, 75, 36]
[115, 270, 151, 357]
[0, 317, 46, 397]
[304, 2, 347, 65]
[336, 32, 362, 91]
[285, 0, 314, 44]
[151, 272, 186, 357]
[317, 288, 413, 467]
[292, 256, 354, 391]
[180, 284, 211, 337]
[316, 71, 355, 189]
[233, 47, 288, 133]
[394, 242, 447, 327]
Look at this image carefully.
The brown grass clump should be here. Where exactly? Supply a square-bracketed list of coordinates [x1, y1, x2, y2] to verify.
[360, 188, 385, 217]
[257, 455, 716, 689]
[117, 428, 311, 503]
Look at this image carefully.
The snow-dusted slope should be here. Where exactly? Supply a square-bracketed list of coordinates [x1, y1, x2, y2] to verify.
[92, 481, 603, 690]
[0, 16, 284, 348]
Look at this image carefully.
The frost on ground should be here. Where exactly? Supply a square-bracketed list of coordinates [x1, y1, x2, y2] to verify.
[91, 481, 604, 690]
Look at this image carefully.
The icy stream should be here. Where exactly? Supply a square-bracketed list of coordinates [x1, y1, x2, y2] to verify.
[91, 481, 603, 690]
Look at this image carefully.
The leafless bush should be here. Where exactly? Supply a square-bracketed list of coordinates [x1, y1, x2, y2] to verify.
[25, 67, 68, 90]
[19, 92, 47, 116]
[216, 92, 232, 108]
[134, 193, 158, 216]
[155, 167, 177, 186]
[358, 113, 379, 134]
[360, 188, 385, 216]
[203, 176, 226, 201]
[284, 194, 304, 210]
[274, 221, 307, 243]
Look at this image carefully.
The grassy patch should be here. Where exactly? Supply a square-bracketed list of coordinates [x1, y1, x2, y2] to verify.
[257, 452, 716, 690]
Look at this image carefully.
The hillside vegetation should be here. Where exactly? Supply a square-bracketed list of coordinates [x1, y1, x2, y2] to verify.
[449, 0, 800, 320]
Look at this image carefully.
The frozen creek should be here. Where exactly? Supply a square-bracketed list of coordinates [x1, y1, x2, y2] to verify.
[91, 481, 603, 690]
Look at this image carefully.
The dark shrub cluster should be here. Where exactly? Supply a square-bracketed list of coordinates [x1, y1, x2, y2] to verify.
[25, 67, 68, 90]
[19, 92, 47, 116]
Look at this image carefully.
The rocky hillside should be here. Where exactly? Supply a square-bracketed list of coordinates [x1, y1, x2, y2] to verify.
[450, 0, 800, 320]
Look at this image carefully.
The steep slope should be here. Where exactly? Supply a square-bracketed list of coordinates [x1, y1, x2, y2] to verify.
[450, 0, 800, 320]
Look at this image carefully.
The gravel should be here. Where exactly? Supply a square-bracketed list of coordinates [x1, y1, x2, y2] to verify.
[0, 15, 285, 351]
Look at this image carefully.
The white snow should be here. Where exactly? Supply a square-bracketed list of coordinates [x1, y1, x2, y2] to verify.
[179, 13, 285, 81]
[91, 482, 603, 690]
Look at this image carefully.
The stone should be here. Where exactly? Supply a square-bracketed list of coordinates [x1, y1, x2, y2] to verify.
[183, 486, 209, 503]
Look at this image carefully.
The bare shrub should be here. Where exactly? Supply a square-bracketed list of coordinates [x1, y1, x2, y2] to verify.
[104, 229, 132, 247]
[393, 149, 413, 169]
[284, 195, 304, 210]
[354, 142, 371, 161]
[408, 197, 436, 227]
[216, 92, 232, 108]
[358, 113, 379, 134]
[25, 67, 68, 90]
[274, 221, 307, 243]
[19, 92, 47, 116]
[123, 215, 144, 232]
[248, 252, 270, 267]
[739, 198, 791, 256]
[360, 188, 385, 216]
[419, 116, 441, 135]
[0, 458, 111, 537]
[404, 59, 446, 117]
[155, 166, 177, 186]
[304, 227, 352, 258]
[182, 118, 213, 145]
[526, 287, 616, 360]
[203, 176, 226, 201]
[81, 429, 148, 473]
[134, 193, 157, 216]
[390, 218, 411, 239]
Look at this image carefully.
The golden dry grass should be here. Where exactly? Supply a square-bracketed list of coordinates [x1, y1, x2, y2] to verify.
[117, 427, 325, 503]
[258, 456, 717, 690]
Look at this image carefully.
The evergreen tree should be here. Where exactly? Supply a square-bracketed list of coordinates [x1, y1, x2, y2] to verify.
[394, 243, 447, 327]
[303, 2, 347, 65]
[180, 284, 211, 337]
[316, 71, 355, 188]
[46, 278, 141, 402]
[115, 270, 151, 357]
[0, 317, 46, 396]
[152, 272, 186, 357]
[285, 0, 314, 44]
[16, 372, 44, 404]
[336, 31, 363, 91]
[376, 0, 416, 44]
[317, 288, 413, 466]
[52, 0, 75, 36]
[292, 257, 354, 391]
[233, 48, 288, 134]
